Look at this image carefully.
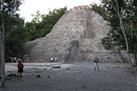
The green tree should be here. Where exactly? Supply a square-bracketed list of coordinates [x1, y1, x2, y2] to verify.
[0, 0, 25, 61]
[100, 0, 137, 65]
[0, 0, 5, 87]
[90, 4, 111, 21]
[5, 16, 25, 59]
[24, 7, 67, 41]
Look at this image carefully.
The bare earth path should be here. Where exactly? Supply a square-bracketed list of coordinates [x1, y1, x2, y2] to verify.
[0, 62, 137, 91]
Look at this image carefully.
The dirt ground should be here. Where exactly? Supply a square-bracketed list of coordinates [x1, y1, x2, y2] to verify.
[0, 62, 137, 91]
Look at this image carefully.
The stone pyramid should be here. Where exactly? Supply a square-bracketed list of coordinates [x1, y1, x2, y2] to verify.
[26, 5, 111, 62]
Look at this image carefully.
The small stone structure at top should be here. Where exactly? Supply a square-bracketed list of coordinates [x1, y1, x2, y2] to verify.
[25, 6, 128, 63]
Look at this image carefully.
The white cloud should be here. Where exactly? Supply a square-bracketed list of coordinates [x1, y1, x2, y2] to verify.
[18, 0, 101, 22]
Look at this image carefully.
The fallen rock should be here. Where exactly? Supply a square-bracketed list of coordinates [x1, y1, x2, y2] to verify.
[47, 76, 50, 78]
[52, 65, 61, 68]
[66, 68, 70, 70]
[36, 75, 41, 78]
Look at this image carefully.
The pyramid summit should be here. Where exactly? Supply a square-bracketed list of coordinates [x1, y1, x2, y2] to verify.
[71, 5, 89, 10]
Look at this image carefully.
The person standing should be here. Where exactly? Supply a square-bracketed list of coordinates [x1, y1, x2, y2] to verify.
[94, 57, 99, 71]
[17, 60, 24, 78]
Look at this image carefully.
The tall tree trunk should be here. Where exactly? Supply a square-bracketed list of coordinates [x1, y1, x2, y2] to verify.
[110, 0, 132, 66]
[0, 0, 5, 87]
[119, 17, 132, 66]
[114, 0, 132, 67]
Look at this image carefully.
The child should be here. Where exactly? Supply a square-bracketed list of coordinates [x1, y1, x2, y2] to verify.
[94, 57, 99, 71]
[17, 60, 24, 78]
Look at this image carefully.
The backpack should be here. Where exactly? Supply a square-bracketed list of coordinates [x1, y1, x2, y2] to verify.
[94, 58, 99, 63]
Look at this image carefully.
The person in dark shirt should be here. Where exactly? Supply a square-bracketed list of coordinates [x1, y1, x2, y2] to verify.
[94, 57, 99, 71]
[17, 60, 24, 78]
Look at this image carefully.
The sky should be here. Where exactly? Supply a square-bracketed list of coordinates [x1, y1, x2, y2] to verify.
[18, 0, 101, 22]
